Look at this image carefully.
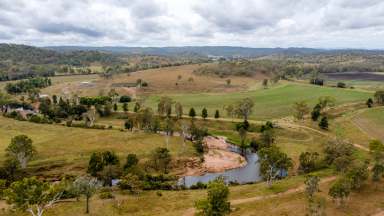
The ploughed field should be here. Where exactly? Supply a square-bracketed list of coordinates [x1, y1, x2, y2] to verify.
[325, 71, 384, 81]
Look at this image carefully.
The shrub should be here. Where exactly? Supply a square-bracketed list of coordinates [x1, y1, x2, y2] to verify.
[337, 82, 346, 88]
[119, 95, 132, 103]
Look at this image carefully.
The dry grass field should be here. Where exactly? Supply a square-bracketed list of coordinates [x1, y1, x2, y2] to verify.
[41, 64, 266, 98]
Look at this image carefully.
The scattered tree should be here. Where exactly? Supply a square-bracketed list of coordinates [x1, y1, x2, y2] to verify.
[149, 147, 172, 173]
[366, 98, 374, 108]
[189, 108, 196, 118]
[202, 108, 208, 120]
[6, 135, 36, 169]
[329, 177, 351, 206]
[214, 110, 220, 119]
[73, 176, 101, 214]
[4, 177, 62, 216]
[175, 102, 183, 119]
[234, 97, 254, 121]
[259, 145, 293, 187]
[318, 116, 329, 130]
[299, 152, 319, 174]
[293, 101, 310, 120]
[195, 178, 230, 216]
[262, 79, 269, 89]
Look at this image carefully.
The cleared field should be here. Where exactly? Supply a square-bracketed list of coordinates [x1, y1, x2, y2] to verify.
[40, 64, 265, 97]
[0, 116, 194, 176]
[141, 82, 372, 120]
[352, 107, 384, 141]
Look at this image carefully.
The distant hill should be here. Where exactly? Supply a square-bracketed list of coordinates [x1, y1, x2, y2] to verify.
[0, 44, 60, 64]
[44, 46, 384, 58]
[0, 43, 120, 65]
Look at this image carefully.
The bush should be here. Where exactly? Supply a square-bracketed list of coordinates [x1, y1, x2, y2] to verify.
[236, 120, 250, 131]
[142, 174, 176, 190]
[337, 82, 346, 88]
[99, 188, 114, 199]
[190, 182, 207, 189]
[29, 115, 51, 124]
[119, 95, 132, 103]
[319, 116, 329, 130]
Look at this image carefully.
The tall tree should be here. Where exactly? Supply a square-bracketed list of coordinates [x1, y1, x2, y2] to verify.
[195, 178, 230, 216]
[149, 147, 172, 173]
[6, 135, 36, 169]
[259, 145, 293, 187]
[175, 102, 183, 119]
[293, 101, 310, 120]
[4, 177, 62, 216]
[235, 97, 254, 121]
[73, 176, 100, 214]
[202, 108, 208, 120]
[189, 108, 196, 118]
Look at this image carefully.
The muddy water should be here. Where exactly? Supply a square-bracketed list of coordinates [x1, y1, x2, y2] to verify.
[179, 145, 262, 188]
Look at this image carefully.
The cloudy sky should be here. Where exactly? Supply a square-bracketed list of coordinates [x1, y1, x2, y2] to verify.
[0, 0, 384, 48]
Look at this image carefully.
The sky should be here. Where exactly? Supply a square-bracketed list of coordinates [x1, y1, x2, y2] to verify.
[0, 0, 384, 48]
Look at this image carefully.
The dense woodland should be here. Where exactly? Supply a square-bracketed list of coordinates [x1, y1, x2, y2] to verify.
[0, 44, 209, 81]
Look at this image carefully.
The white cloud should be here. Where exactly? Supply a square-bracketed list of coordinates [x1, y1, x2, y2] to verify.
[0, 0, 383, 48]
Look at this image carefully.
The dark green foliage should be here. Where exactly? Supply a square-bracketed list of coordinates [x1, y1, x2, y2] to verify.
[260, 121, 273, 132]
[214, 110, 220, 119]
[113, 103, 118, 111]
[324, 139, 354, 168]
[328, 178, 351, 206]
[202, 108, 208, 119]
[118, 174, 142, 193]
[190, 124, 208, 141]
[119, 95, 132, 103]
[345, 162, 369, 190]
[337, 82, 346, 88]
[5, 77, 51, 94]
[0, 159, 25, 185]
[189, 107, 196, 118]
[141, 174, 176, 190]
[260, 129, 276, 148]
[249, 138, 260, 152]
[193, 139, 205, 154]
[299, 152, 319, 173]
[311, 104, 321, 121]
[259, 145, 293, 186]
[124, 119, 134, 131]
[6, 135, 36, 169]
[318, 116, 328, 130]
[236, 120, 250, 131]
[195, 178, 230, 216]
[149, 147, 172, 173]
[87, 151, 120, 177]
[366, 98, 374, 108]
[79, 96, 112, 106]
[124, 154, 139, 171]
[190, 182, 207, 190]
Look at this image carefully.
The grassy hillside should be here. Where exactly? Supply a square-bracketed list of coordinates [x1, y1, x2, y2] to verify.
[352, 107, 384, 141]
[142, 82, 372, 120]
[0, 116, 193, 176]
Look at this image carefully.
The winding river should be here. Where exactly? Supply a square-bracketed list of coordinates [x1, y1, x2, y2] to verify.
[179, 144, 262, 188]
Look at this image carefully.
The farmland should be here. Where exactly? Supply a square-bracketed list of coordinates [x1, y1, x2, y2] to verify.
[140, 82, 372, 120]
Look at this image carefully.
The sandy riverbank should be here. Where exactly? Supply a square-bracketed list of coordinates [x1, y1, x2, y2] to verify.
[183, 136, 247, 176]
